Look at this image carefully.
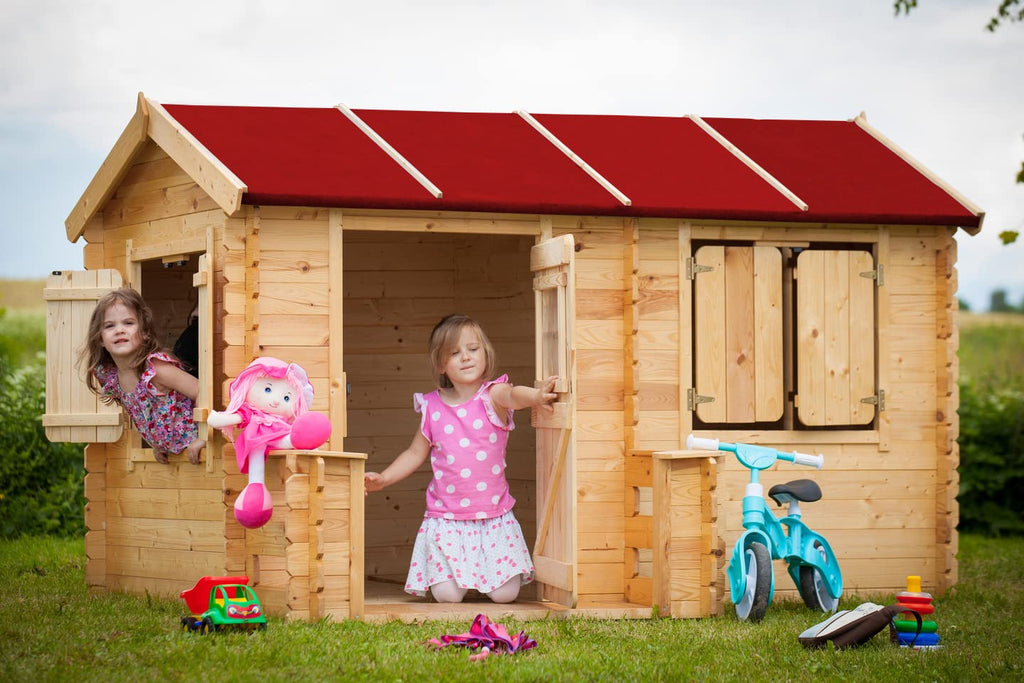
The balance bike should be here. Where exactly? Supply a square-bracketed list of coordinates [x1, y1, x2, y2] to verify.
[686, 434, 843, 622]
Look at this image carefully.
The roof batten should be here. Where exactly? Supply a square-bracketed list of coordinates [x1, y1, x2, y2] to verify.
[516, 110, 631, 206]
[335, 104, 443, 199]
[853, 112, 984, 233]
[688, 114, 809, 212]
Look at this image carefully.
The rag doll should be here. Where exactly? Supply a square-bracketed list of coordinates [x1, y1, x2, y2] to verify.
[208, 358, 331, 528]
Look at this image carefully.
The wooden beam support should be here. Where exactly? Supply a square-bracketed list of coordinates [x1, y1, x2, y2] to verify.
[517, 110, 632, 206]
[854, 112, 984, 234]
[335, 104, 443, 199]
[146, 97, 247, 216]
[688, 114, 808, 212]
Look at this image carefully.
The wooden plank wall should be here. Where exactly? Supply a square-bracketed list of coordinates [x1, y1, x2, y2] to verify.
[935, 228, 959, 592]
[636, 220, 682, 452]
[343, 230, 536, 585]
[83, 141, 230, 597]
[554, 217, 627, 604]
[228, 207, 341, 601]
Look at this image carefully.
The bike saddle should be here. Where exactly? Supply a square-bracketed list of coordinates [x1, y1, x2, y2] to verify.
[768, 479, 822, 506]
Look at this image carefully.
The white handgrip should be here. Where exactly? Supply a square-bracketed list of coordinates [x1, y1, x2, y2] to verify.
[792, 451, 824, 469]
[686, 434, 720, 452]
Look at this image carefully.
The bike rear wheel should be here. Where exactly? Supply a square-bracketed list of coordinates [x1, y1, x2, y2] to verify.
[798, 541, 839, 613]
[735, 541, 772, 622]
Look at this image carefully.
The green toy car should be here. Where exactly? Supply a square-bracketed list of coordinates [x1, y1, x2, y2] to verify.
[180, 575, 267, 633]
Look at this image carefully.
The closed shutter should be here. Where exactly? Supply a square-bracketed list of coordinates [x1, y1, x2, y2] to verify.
[796, 250, 876, 426]
[693, 245, 783, 423]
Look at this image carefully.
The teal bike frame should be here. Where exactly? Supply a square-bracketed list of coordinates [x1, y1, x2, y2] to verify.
[687, 435, 843, 620]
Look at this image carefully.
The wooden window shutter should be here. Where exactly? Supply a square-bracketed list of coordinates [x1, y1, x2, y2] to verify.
[796, 250, 876, 426]
[193, 254, 214, 470]
[43, 270, 124, 443]
[693, 245, 783, 423]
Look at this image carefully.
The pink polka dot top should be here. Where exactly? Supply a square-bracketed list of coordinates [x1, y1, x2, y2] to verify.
[414, 375, 515, 521]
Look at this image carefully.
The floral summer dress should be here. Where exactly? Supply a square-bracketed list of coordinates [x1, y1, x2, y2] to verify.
[404, 375, 535, 596]
[95, 351, 197, 455]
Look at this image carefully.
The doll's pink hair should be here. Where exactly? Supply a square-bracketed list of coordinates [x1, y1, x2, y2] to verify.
[223, 357, 315, 418]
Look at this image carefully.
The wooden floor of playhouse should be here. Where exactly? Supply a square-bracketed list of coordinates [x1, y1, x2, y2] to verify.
[361, 580, 652, 623]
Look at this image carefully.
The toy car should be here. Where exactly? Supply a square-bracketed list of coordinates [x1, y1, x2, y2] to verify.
[180, 575, 267, 633]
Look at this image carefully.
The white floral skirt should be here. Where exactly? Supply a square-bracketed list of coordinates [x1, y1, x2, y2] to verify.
[405, 511, 535, 596]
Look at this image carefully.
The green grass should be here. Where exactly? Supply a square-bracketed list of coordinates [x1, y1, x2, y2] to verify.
[1, 535, 1022, 681]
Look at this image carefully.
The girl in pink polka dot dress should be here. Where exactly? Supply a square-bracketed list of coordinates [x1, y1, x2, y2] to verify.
[365, 314, 557, 604]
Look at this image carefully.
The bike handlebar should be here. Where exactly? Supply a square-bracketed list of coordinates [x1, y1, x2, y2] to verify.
[686, 435, 720, 452]
[790, 450, 824, 469]
[686, 434, 824, 470]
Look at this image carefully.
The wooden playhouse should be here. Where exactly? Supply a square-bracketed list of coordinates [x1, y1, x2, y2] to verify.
[44, 93, 981, 622]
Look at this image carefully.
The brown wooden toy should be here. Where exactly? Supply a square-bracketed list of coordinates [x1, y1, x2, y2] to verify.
[43, 93, 978, 622]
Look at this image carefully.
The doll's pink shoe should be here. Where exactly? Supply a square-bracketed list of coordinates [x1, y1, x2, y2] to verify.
[234, 482, 273, 528]
[290, 412, 332, 450]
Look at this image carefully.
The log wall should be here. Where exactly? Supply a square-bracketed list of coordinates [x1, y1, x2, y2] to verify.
[75, 134, 959, 611]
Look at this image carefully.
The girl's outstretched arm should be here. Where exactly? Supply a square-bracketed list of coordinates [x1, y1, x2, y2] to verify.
[151, 358, 201, 401]
[490, 375, 558, 413]
[365, 432, 431, 493]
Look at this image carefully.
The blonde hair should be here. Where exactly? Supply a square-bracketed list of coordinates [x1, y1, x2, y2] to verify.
[428, 314, 497, 389]
[78, 287, 163, 402]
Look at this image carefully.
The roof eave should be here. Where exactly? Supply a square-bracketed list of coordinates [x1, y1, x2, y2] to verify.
[65, 92, 151, 242]
[854, 112, 984, 236]
[64, 93, 249, 244]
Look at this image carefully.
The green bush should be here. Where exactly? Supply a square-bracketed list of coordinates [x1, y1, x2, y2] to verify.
[0, 359, 86, 538]
[957, 378, 1024, 535]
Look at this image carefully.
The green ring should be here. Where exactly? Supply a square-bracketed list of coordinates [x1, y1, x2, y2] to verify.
[894, 619, 937, 633]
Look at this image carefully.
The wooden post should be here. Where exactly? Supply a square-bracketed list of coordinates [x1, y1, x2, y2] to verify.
[651, 450, 719, 618]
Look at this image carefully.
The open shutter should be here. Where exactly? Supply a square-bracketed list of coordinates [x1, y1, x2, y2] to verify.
[43, 269, 124, 443]
[692, 245, 783, 423]
[796, 250, 876, 426]
[193, 254, 214, 470]
[530, 234, 576, 608]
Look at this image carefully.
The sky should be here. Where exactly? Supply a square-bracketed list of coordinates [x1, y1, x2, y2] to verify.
[1, 0, 1021, 311]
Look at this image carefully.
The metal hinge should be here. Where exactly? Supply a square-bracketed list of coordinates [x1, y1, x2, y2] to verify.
[687, 388, 715, 411]
[859, 263, 885, 287]
[860, 389, 886, 412]
[686, 258, 715, 281]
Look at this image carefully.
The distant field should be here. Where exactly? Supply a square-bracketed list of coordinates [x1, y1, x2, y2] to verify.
[958, 312, 1024, 388]
[959, 311, 1024, 328]
[0, 279, 45, 311]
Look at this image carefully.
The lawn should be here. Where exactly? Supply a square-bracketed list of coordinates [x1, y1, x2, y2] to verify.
[2, 292, 1022, 681]
[1, 534, 1021, 682]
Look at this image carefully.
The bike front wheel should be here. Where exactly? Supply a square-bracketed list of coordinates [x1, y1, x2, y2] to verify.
[798, 541, 839, 613]
[735, 541, 772, 622]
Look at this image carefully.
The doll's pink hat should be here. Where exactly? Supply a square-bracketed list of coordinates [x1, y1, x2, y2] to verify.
[224, 357, 315, 415]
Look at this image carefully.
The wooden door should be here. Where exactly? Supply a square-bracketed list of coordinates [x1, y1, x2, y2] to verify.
[43, 269, 124, 443]
[795, 250, 877, 426]
[692, 245, 784, 423]
[530, 234, 576, 607]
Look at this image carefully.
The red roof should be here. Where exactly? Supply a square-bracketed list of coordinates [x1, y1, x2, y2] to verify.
[161, 104, 981, 228]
